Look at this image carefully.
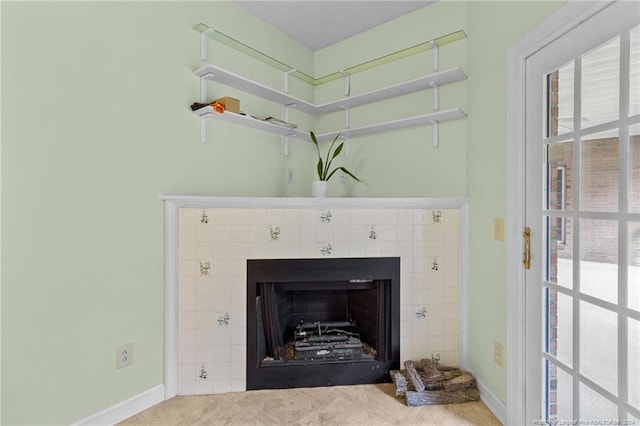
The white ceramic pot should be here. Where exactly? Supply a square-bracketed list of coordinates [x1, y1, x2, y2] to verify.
[312, 180, 328, 198]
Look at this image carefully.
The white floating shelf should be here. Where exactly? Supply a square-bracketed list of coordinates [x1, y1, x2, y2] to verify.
[194, 65, 467, 116]
[315, 108, 467, 141]
[193, 107, 309, 140]
[194, 65, 317, 114]
[315, 68, 467, 113]
[193, 106, 466, 143]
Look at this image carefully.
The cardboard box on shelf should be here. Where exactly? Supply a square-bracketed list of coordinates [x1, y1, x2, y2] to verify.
[214, 97, 240, 113]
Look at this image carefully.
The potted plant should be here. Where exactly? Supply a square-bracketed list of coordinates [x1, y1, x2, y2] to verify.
[310, 131, 360, 197]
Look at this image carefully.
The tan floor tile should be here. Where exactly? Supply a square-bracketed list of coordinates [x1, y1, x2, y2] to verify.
[232, 390, 268, 417]
[192, 402, 259, 426]
[317, 409, 372, 425]
[117, 384, 501, 426]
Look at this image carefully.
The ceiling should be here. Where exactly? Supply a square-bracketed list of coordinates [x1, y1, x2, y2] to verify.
[234, 0, 435, 51]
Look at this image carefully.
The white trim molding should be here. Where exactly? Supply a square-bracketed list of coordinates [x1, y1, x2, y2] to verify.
[70, 384, 165, 426]
[159, 195, 469, 209]
[506, 1, 614, 425]
[475, 374, 507, 425]
[458, 201, 470, 370]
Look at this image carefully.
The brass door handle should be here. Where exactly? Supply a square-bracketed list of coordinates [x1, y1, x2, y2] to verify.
[523, 227, 531, 270]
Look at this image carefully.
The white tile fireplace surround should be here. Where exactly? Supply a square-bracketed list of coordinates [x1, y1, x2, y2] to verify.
[161, 196, 468, 399]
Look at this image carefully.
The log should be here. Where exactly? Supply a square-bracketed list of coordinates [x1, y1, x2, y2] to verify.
[392, 371, 408, 397]
[420, 358, 441, 379]
[442, 372, 475, 392]
[404, 361, 426, 392]
[405, 387, 480, 407]
[390, 364, 481, 406]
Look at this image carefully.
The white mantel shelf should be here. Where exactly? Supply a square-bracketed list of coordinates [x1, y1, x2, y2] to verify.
[159, 195, 469, 209]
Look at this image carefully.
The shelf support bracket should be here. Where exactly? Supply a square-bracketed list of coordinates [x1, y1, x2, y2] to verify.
[284, 69, 296, 93]
[200, 27, 213, 62]
[341, 71, 351, 97]
[340, 106, 351, 129]
[283, 136, 289, 157]
[200, 118, 207, 144]
[283, 132, 296, 157]
[199, 72, 213, 144]
[200, 74, 214, 103]
[200, 112, 214, 144]
[282, 70, 296, 157]
[283, 102, 296, 157]
[430, 81, 439, 111]
[432, 120, 440, 148]
[430, 40, 439, 72]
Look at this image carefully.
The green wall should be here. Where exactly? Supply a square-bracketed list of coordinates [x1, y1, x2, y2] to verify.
[1, 1, 564, 424]
[1, 2, 313, 424]
[313, 0, 468, 198]
[465, 1, 565, 402]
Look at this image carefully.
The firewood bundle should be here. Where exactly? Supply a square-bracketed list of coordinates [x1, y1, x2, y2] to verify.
[391, 359, 480, 406]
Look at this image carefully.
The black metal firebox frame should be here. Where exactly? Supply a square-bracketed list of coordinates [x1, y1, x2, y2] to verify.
[246, 257, 400, 390]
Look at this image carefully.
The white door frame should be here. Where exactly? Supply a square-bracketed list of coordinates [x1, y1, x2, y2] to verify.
[506, 1, 615, 424]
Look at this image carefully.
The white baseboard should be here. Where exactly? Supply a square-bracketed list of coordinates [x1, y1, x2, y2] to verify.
[474, 376, 507, 425]
[71, 384, 165, 426]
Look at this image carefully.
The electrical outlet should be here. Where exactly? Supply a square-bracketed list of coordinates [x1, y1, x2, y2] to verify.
[116, 343, 134, 369]
[339, 171, 346, 184]
[494, 341, 503, 367]
[286, 169, 295, 184]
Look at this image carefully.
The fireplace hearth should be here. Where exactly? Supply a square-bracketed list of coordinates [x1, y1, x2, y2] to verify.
[246, 257, 400, 390]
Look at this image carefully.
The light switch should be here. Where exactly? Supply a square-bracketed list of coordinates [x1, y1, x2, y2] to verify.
[494, 218, 505, 241]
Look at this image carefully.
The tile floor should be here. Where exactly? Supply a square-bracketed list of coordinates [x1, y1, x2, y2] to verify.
[118, 384, 501, 425]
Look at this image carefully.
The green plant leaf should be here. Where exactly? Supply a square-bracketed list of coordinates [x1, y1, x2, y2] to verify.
[323, 133, 340, 177]
[310, 131, 322, 161]
[316, 158, 324, 180]
[331, 143, 344, 159]
[326, 167, 360, 182]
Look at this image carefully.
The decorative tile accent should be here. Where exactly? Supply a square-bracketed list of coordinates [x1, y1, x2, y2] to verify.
[320, 243, 333, 256]
[431, 353, 441, 367]
[368, 226, 377, 240]
[319, 209, 332, 224]
[200, 210, 209, 224]
[199, 365, 208, 379]
[431, 258, 439, 271]
[268, 226, 281, 241]
[216, 312, 230, 327]
[199, 261, 211, 276]
[432, 210, 442, 224]
[415, 306, 427, 319]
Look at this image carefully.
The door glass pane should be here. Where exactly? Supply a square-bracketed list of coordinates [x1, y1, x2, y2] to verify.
[548, 364, 573, 423]
[630, 26, 639, 117]
[580, 219, 618, 304]
[630, 124, 640, 213]
[581, 130, 619, 213]
[547, 141, 573, 211]
[582, 36, 620, 129]
[550, 218, 574, 289]
[549, 62, 575, 136]
[580, 382, 618, 420]
[629, 318, 640, 409]
[580, 301, 618, 395]
[631, 222, 640, 312]
[547, 290, 573, 366]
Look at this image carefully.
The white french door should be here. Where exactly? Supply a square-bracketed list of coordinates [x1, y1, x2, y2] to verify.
[525, 1, 639, 423]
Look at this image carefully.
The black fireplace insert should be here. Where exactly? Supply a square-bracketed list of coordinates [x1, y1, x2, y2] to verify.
[246, 257, 400, 390]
